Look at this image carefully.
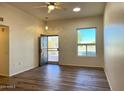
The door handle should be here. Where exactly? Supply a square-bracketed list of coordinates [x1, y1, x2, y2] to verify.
[57, 48, 59, 51]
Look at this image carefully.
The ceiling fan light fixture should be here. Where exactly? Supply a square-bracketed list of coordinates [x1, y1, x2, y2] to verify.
[48, 5, 55, 10]
[73, 7, 81, 12]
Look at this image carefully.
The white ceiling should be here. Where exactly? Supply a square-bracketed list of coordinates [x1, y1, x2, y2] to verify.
[9, 2, 105, 21]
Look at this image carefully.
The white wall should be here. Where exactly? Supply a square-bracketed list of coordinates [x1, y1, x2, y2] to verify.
[0, 3, 44, 76]
[104, 3, 124, 90]
[45, 16, 104, 67]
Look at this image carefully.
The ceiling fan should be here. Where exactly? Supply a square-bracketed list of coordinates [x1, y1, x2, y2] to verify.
[35, 2, 65, 13]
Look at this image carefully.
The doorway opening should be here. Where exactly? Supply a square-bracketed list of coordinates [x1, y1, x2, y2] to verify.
[39, 35, 59, 66]
[48, 36, 59, 63]
[0, 25, 9, 76]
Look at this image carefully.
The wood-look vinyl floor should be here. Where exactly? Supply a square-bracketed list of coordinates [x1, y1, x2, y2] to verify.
[0, 64, 110, 91]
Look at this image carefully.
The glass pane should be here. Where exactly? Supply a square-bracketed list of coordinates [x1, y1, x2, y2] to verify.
[78, 28, 96, 44]
[78, 45, 86, 56]
[41, 36, 48, 48]
[48, 36, 59, 62]
[87, 45, 96, 56]
[48, 36, 58, 48]
[48, 51, 59, 61]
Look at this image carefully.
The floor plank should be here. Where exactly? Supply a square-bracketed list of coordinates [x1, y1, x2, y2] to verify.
[0, 64, 110, 91]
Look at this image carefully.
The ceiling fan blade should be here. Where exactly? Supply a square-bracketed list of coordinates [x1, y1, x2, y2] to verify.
[55, 6, 62, 9]
[54, 2, 61, 5]
[55, 2, 65, 6]
[33, 5, 47, 9]
[39, 5, 47, 8]
[55, 6, 66, 10]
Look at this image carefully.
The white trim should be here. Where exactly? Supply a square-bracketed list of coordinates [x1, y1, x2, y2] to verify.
[9, 65, 38, 77]
[104, 68, 113, 91]
[59, 63, 104, 68]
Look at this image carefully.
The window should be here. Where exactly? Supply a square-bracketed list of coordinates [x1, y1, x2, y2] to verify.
[77, 28, 96, 56]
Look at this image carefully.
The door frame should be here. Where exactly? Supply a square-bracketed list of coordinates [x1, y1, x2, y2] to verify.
[39, 34, 59, 66]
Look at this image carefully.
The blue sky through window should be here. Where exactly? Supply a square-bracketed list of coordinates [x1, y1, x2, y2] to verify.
[78, 28, 96, 44]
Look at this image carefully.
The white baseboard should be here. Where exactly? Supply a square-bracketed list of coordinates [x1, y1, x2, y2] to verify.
[9, 65, 38, 77]
[59, 63, 104, 68]
[104, 69, 113, 91]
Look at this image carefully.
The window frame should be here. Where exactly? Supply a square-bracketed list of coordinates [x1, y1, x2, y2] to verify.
[76, 27, 97, 57]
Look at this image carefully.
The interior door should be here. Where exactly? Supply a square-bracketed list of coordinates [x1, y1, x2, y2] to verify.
[39, 35, 48, 66]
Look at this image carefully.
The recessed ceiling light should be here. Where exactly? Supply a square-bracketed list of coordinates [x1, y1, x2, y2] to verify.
[73, 7, 81, 12]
